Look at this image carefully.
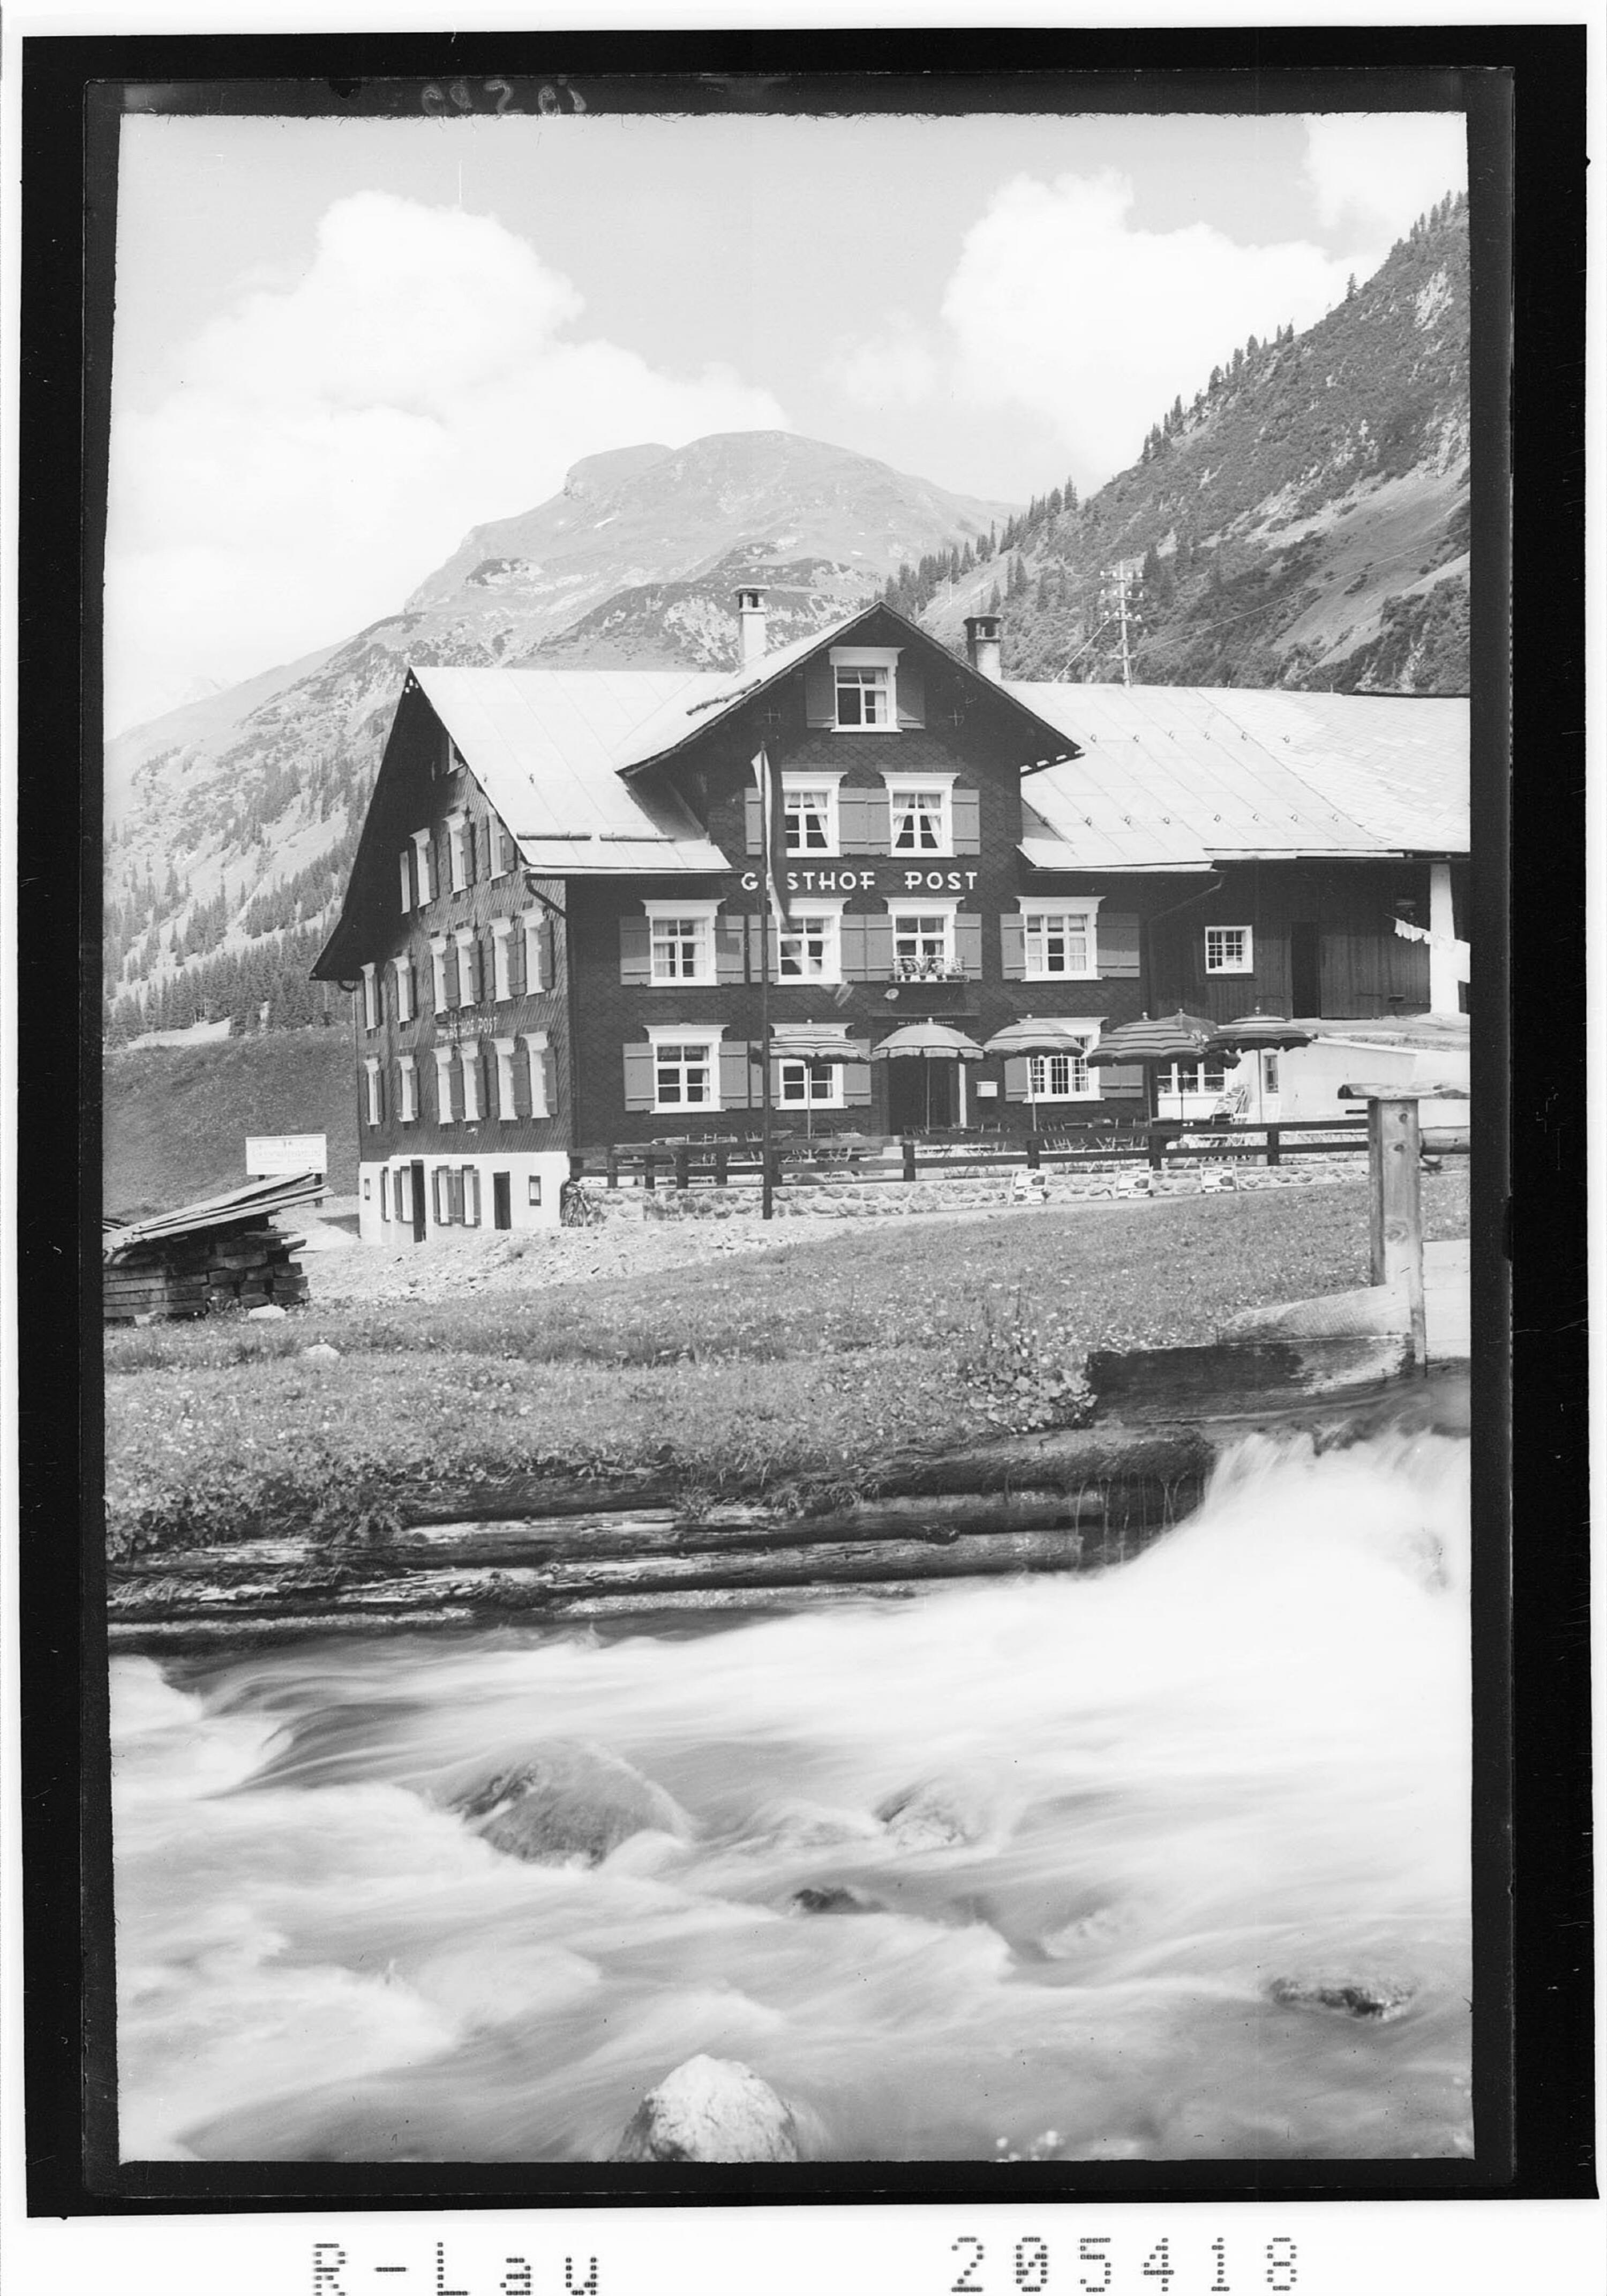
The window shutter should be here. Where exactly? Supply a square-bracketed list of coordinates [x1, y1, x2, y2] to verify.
[619, 915, 652, 986]
[1000, 914, 1027, 979]
[1003, 1057, 1032, 1102]
[951, 787, 981, 853]
[894, 656, 925, 727]
[838, 787, 891, 854]
[744, 789, 763, 854]
[463, 822, 475, 885]
[839, 914, 868, 980]
[399, 850, 412, 911]
[449, 1169, 465, 1225]
[716, 916, 746, 984]
[1098, 1062, 1146, 1100]
[1099, 912, 1142, 977]
[953, 913, 983, 977]
[445, 943, 460, 1007]
[804, 656, 835, 726]
[746, 914, 766, 976]
[719, 1040, 752, 1111]
[464, 1168, 480, 1227]
[864, 915, 895, 978]
[622, 1043, 655, 1113]
[542, 1048, 558, 1120]
[843, 1045, 872, 1106]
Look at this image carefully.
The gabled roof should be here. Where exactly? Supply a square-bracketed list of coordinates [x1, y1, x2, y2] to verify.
[1008, 682, 1467, 869]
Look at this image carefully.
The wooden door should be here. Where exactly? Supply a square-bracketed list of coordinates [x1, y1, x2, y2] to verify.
[410, 1159, 427, 1243]
[1290, 923, 1322, 1018]
[493, 1172, 512, 1230]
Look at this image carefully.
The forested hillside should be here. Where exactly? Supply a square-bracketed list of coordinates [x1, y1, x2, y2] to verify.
[910, 194, 1470, 695]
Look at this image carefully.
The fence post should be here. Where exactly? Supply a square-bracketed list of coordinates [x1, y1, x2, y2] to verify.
[902, 1137, 917, 1184]
[1367, 1092, 1426, 1369]
[605, 1147, 619, 1190]
[715, 1145, 729, 1189]
[1147, 1122, 1166, 1174]
[1026, 1132, 1041, 1171]
[643, 1150, 656, 1193]
[1266, 1125, 1281, 1168]
[674, 1145, 690, 1191]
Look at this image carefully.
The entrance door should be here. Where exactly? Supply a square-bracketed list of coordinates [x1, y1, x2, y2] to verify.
[1256, 1051, 1283, 1122]
[409, 1159, 427, 1243]
[888, 1059, 957, 1133]
[492, 1172, 512, 1230]
[1289, 922, 1322, 1017]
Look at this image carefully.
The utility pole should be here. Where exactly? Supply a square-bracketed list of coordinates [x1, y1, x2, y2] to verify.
[1100, 561, 1138, 687]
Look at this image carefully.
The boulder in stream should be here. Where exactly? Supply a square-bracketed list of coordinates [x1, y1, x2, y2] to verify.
[1266, 1971, 1417, 2022]
[449, 1739, 689, 1865]
[612, 2054, 801, 2163]
[876, 1779, 979, 1850]
[787, 1884, 880, 1916]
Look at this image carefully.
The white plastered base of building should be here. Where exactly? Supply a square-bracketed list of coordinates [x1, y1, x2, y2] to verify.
[357, 1152, 572, 1244]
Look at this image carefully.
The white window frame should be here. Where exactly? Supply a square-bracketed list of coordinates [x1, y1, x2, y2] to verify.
[776, 896, 846, 985]
[887, 896, 959, 979]
[644, 898, 720, 987]
[490, 917, 514, 1002]
[1157, 1059, 1231, 1109]
[1205, 924, 1254, 974]
[782, 771, 845, 857]
[411, 829, 435, 906]
[492, 1036, 518, 1120]
[453, 927, 478, 1008]
[429, 935, 449, 1011]
[360, 962, 379, 1032]
[399, 849, 414, 912]
[1018, 896, 1103, 982]
[830, 644, 899, 731]
[522, 1029, 551, 1117]
[523, 912, 546, 993]
[392, 954, 415, 1023]
[446, 809, 469, 895]
[1026, 1024, 1103, 1103]
[397, 1054, 418, 1124]
[884, 770, 958, 857]
[489, 819, 512, 879]
[363, 1055, 382, 1126]
[644, 1022, 726, 1114]
[777, 1057, 847, 1111]
[433, 1046, 456, 1125]
[458, 1043, 482, 1122]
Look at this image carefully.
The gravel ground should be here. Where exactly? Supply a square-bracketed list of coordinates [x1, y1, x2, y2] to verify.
[299, 1215, 788, 1305]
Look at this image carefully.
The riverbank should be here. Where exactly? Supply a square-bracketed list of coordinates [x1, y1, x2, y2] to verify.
[106, 1168, 1469, 1565]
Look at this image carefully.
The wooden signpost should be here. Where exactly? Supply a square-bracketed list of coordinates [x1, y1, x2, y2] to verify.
[1363, 1090, 1428, 1370]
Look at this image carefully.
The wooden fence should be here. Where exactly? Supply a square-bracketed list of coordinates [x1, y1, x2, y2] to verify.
[568, 1117, 1467, 1194]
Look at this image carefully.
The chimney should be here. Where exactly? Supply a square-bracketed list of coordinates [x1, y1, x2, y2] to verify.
[965, 612, 1003, 682]
[735, 585, 768, 666]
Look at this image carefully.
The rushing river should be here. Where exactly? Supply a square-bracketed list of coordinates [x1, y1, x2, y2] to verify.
[111, 1428, 1472, 2163]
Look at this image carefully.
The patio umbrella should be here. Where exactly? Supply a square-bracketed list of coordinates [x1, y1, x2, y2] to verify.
[1085, 1009, 1216, 1119]
[983, 1016, 1096, 1118]
[764, 1022, 872, 1138]
[1200, 1010, 1313, 1123]
[869, 1020, 984, 1131]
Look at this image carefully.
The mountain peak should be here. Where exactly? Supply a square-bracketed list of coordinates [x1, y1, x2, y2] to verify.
[562, 442, 673, 501]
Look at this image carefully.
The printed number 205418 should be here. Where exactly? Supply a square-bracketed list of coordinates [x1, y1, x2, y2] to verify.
[950, 2235, 1300, 2292]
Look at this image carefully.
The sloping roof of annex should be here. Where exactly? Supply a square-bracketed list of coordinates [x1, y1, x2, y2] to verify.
[1010, 681, 1468, 873]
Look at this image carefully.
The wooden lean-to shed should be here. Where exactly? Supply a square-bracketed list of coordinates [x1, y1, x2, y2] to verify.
[102, 1173, 324, 1323]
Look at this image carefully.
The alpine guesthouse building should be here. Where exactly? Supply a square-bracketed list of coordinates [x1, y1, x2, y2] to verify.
[313, 594, 1468, 1243]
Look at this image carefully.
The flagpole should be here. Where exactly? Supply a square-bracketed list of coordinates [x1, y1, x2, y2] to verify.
[759, 749, 774, 1221]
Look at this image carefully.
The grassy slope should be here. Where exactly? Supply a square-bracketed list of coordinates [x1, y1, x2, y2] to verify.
[103, 1025, 358, 1217]
[106, 1168, 1469, 1554]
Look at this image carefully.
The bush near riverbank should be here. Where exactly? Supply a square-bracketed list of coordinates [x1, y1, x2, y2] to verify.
[106, 1169, 1469, 1559]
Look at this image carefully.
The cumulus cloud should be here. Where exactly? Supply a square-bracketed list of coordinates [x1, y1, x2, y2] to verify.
[933, 170, 1355, 486]
[1303, 112, 1468, 272]
[107, 192, 787, 731]
[823, 312, 940, 409]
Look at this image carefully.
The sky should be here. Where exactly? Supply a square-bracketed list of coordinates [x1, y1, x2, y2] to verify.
[106, 105, 1467, 734]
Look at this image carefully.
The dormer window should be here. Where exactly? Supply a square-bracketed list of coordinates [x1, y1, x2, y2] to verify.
[830, 646, 900, 731]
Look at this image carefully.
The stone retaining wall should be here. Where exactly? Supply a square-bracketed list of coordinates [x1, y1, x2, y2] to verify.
[576, 1158, 1360, 1223]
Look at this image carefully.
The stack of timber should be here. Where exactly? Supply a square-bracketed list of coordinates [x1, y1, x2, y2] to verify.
[102, 1171, 324, 1323]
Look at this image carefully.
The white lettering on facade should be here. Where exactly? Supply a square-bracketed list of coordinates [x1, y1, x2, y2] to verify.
[904, 870, 978, 891]
[735, 868, 975, 896]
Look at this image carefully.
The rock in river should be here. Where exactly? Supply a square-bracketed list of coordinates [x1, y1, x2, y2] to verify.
[1267, 1971, 1417, 2022]
[448, 1739, 689, 1865]
[612, 2054, 800, 2163]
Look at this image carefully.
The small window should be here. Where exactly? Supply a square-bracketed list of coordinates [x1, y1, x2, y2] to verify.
[890, 908, 955, 978]
[1160, 1060, 1229, 1098]
[784, 785, 837, 853]
[412, 830, 435, 906]
[522, 1032, 551, 1117]
[362, 1175, 372, 1201]
[433, 1047, 455, 1124]
[363, 1056, 383, 1126]
[653, 1040, 716, 1111]
[890, 787, 949, 853]
[399, 850, 414, 912]
[397, 1055, 418, 1123]
[459, 1045, 482, 1122]
[454, 930, 479, 1008]
[491, 920, 514, 1002]
[528, 1176, 543, 1209]
[1022, 905, 1098, 979]
[446, 812, 469, 895]
[429, 937, 449, 1011]
[392, 955, 415, 1023]
[1029, 1045, 1096, 1101]
[1205, 925, 1253, 974]
[493, 1038, 518, 1120]
[777, 908, 842, 981]
[360, 963, 379, 1032]
[778, 1059, 843, 1109]
[649, 913, 713, 985]
[835, 663, 891, 727]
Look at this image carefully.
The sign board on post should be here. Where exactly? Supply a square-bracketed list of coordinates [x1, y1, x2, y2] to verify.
[246, 1134, 328, 1180]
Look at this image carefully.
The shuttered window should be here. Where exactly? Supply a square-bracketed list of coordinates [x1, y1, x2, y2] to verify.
[459, 1045, 482, 1122]
[522, 1032, 552, 1118]
[454, 929, 479, 1007]
[361, 964, 379, 1032]
[491, 919, 513, 1002]
[433, 1047, 455, 1125]
[1020, 903, 1099, 979]
[397, 1055, 418, 1123]
[523, 912, 547, 993]
[430, 937, 449, 1011]
[412, 830, 434, 905]
[492, 1038, 517, 1119]
[392, 955, 415, 1023]
[363, 1057, 383, 1126]
[446, 812, 468, 894]
[399, 850, 414, 912]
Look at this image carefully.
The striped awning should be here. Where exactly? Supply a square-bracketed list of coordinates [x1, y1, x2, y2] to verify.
[1085, 1009, 1215, 1066]
[983, 1017, 1098, 1058]
[767, 1022, 870, 1062]
[870, 1022, 986, 1061]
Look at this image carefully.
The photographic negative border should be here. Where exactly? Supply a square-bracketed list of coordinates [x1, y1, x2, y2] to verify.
[12, 19, 1588, 2216]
